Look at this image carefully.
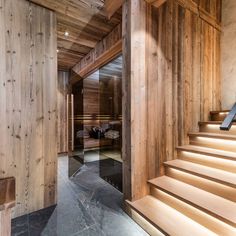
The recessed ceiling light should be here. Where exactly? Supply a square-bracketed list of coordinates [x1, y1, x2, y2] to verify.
[64, 31, 69, 36]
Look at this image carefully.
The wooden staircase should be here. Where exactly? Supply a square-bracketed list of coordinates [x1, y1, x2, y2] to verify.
[127, 110, 236, 236]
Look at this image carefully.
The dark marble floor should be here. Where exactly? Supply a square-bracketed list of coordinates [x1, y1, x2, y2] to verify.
[12, 156, 148, 236]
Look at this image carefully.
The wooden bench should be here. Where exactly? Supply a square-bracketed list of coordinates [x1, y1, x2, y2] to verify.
[0, 177, 15, 236]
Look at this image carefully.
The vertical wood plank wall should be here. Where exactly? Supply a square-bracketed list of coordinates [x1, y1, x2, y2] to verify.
[123, 0, 221, 200]
[123, 0, 148, 201]
[0, 0, 57, 217]
[146, 0, 221, 179]
[58, 71, 69, 154]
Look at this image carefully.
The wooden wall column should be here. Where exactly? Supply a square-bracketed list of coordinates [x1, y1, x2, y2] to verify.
[122, 0, 148, 201]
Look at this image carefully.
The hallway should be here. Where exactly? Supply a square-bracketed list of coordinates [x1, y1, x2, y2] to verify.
[12, 156, 147, 236]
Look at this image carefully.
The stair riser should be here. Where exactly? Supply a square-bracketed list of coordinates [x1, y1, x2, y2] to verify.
[199, 124, 236, 135]
[165, 167, 236, 202]
[189, 136, 236, 152]
[177, 150, 236, 173]
[211, 112, 229, 121]
[150, 186, 236, 236]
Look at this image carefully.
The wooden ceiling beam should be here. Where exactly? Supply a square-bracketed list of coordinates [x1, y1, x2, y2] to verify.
[105, 0, 124, 19]
[57, 48, 85, 58]
[57, 21, 103, 41]
[57, 33, 97, 48]
[30, 0, 115, 33]
[145, 0, 167, 8]
[29, 0, 122, 70]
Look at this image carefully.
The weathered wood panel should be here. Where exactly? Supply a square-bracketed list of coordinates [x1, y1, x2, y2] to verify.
[146, 0, 221, 179]
[72, 23, 122, 80]
[0, 0, 57, 217]
[0, 177, 15, 236]
[58, 71, 69, 153]
[0, 177, 15, 210]
[122, 0, 148, 201]
[123, 0, 221, 200]
[0, 209, 11, 236]
[30, 0, 122, 70]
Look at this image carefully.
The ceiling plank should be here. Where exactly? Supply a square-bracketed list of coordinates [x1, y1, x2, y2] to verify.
[145, 0, 167, 8]
[72, 23, 122, 80]
[30, 0, 117, 32]
[57, 32, 97, 48]
[29, 0, 122, 70]
[105, 0, 124, 19]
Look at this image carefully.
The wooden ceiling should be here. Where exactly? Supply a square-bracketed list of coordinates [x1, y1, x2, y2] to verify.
[30, 0, 122, 71]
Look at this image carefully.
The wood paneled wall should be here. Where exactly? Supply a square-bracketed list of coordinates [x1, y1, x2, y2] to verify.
[123, 0, 221, 200]
[221, 0, 236, 109]
[83, 72, 100, 115]
[58, 71, 69, 153]
[0, 0, 57, 217]
[147, 0, 221, 178]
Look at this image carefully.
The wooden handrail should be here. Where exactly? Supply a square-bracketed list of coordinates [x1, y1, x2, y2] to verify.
[220, 103, 236, 131]
[0, 177, 16, 236]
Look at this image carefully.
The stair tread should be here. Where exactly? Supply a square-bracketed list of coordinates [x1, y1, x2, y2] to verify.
[199, 121, 236, 125]
[210, 110, 229, 114]
[148, 176, 236, 226]
[177, 145, 236, 161]
[189, 132, 236, 140]
[164, 159, 236, 187]
[127, 195, 217, 236]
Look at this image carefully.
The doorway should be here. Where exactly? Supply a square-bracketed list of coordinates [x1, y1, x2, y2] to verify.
[69, 55, 123, 192]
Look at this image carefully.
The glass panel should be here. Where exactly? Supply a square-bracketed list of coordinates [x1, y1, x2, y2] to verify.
[99, 56, 123, 192]
[68, 55, 123, 191]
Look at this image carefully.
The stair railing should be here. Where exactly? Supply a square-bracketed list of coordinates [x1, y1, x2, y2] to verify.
[220, 103, 236, 130]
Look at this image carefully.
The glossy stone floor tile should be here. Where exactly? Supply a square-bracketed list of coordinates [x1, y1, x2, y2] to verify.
[11, 215, 29, 236]
[12, 156, 148, 236]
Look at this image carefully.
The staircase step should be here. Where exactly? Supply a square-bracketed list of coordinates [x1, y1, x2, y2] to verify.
[189, 132, 236, 151]
[177, 145, 236, 173]
[199, 121, 236, 135]
[210, 110, 229, 121]
[127, 195, 217, 236]
[148, 176, 236, 227]
[189, 132, 236, 140]
[164, 159, 236, 188]
[177, 145, 236, 161]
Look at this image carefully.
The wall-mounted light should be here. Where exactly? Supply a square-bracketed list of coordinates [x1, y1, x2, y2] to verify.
[64, 31, 69, 36]
[57, 49, 59, 53]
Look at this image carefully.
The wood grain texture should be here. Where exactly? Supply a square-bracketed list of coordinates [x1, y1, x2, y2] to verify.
[0, 177, 15, 211]
[122, 0, 148, 201]
[0, 0, 57, 217]
[0, 177, 15, 236]
[105, 0, 124, 19]
[146, 0, 221, 179]
[72, 23, 122, 80]
[30, 0, 122, 70]
[0, 209, 11, 236]
[58, 71, 69, 153]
